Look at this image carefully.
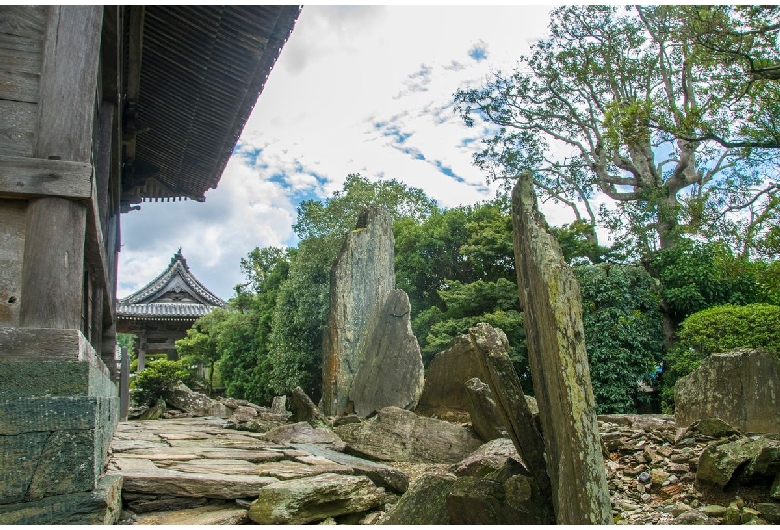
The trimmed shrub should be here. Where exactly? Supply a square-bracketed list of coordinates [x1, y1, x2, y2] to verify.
[132, 358, 192, 406]
[661, 303, 780, 412]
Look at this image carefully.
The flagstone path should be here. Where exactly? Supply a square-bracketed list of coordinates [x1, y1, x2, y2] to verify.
[107, 417, 404, 524]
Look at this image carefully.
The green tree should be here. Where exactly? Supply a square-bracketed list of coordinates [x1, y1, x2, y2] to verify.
[455, 5, 777, 259]
[649, 238, 773, 323]
[268, 175, 438, 400]
[176, 309, 226, 396]
[575, 264, 665, 413]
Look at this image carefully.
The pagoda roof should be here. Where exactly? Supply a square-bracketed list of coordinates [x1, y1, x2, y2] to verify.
[117, 250, 225, 321]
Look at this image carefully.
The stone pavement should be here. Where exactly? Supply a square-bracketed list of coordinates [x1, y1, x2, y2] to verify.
[107, 417, 402, 524]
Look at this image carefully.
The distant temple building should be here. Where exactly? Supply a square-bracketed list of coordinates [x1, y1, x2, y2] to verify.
[117, 250, 225, 370]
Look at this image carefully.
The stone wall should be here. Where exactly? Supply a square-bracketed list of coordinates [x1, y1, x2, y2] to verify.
[0, 328, 120, 523]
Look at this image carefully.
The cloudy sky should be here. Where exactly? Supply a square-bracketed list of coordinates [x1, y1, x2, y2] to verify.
[118, 5, 563, 301]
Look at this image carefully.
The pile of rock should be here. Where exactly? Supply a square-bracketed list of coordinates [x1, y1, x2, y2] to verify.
[598, 415, 780, 525]
[126, 383, 291, 429]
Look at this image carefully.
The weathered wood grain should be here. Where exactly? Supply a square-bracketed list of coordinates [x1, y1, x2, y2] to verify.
[0, 70, 39, 103]
[0, 33, 44, 76]
[0, 99, 35, 157]
[19, 197, 87, 330]
[0, 6, 46, 39]
[0, 199, 26, 327]
[0, 155, 92, 199]
[35, 6, 103, 162]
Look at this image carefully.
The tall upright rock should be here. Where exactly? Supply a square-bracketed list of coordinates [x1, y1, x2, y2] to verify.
[321, 207, 396, 417]
[349, 289, 424, 417]
[511, 172, 612, 524]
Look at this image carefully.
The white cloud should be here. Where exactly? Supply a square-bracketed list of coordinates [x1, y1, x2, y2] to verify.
[119, 5, 562, 300]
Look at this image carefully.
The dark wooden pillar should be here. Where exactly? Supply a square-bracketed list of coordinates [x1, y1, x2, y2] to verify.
[19, 199, 88, 329]
[120, 346, 130, 421]
[136, 332, 147, 372]
[19, 6, 103, 331]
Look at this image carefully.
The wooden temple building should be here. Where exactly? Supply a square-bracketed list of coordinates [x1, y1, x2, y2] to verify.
[0, 6, 299, 523]
[117, 249, 225, 371]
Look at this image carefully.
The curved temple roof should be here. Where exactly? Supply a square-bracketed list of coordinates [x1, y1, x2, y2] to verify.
[117, 250, 225, 321]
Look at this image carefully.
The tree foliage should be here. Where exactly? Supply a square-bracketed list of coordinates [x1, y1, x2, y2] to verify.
[132, 359, 192, 406]
[455, 5, 779, 259]
[649, 238, 778, 323]
[267, 175, 438, 400]
[575, 264, 665, 413]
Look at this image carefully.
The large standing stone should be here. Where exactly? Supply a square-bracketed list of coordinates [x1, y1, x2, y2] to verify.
[348, 289, 424, 417]
[417, 334, 482, 411]
[322, 207, 396, 416]
[248, 473, 384, 524]
[334, 406, 482, 463]
[511, 173, 612, 524]
[675, 349, 780, 434]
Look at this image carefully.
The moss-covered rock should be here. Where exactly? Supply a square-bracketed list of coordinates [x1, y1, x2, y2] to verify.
[248, 473, 384, 524]
[380, 474, 455, 525]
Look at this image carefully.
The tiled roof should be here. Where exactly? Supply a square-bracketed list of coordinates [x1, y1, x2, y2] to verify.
[117, 302, 216, 320]
[117, 250, 225, 321]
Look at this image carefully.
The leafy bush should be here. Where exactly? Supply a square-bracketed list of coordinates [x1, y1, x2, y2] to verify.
[661, 303, 780, 412]
[131, 359, 192, 406]
[575, 264, 665, 414]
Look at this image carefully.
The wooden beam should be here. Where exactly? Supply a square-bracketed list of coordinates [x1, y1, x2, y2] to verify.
[35, 6, 103, 163]
[21, 7, 102, 332]
[0, 155, 92, 199]
[123, 6, 145, 165]
[86, 167, 115, 327]
[19, 197, 87, 329]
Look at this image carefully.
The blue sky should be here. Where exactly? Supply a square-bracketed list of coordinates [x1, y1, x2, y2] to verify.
[118, 5, 563, 301]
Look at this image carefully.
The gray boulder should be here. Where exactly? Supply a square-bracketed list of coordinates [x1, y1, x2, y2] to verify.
[696, 436, 780, 488]
[417, 334, 482, 412]
[334, 406, 482, 463]
[464, 377, 506, 442]
[248, 473, 384, 524]
[680, 418, 741, 441]
[380, 474, 456, 525]
[322, 207, 396, 416]
[293, 443, 409, 493]
[262, 422, 346, 452]
[348, 289, 424, 417]
[449, 437, 519, 477]
[290, 386, 329, 429]
[166, 384, 231, 418]
[675, 349, 780, 434]
[446, 458, 553, 524]
[139, 398, 166, 420]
